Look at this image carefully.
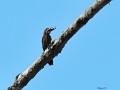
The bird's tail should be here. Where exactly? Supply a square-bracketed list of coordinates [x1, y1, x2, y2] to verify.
[48, 60, 53, 66]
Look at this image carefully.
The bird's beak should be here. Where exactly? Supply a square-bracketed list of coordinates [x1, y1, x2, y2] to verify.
[49, 27, 56, 31]
[49, 29, 54, 31]
[46, 27, 56, 34]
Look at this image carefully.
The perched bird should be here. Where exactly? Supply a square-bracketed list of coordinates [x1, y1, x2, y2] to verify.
[42, 27, 56, 65]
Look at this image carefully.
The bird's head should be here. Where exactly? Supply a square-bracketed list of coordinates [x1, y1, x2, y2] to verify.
[44, 27, 56, 34]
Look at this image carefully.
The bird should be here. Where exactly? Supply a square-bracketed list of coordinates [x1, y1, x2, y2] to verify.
[42, 27, 56, 65]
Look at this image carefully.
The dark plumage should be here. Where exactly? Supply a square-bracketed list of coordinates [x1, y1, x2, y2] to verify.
[42, 27, 56, 65]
